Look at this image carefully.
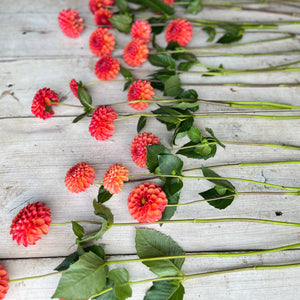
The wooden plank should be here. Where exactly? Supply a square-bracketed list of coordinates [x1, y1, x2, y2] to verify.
[2, 250, 300, 299]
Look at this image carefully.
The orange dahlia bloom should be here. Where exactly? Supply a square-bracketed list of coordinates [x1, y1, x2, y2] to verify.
[128, 182, 168, 223]
[89, 0, 115, 14]
[165, 18, 193, 47]
[94, 56, 120, 80]
[65, 162, 96, 193]
[58, 9, 84, 38]
[0, 264, 9, 300]
[94, 8, 113, 29]
[89, 28, 115, 57]
[103, 164, 129, 194]
[31, 87, 59, 120]
[10, 202, 52, 247]
[131, 20, 151, 43]
[127, 80, 154, 110]
[131, 132, 161, 168]
[162, 0, 175, 6]
[89, 105, 118, 140]
[123, 40, 149, 67]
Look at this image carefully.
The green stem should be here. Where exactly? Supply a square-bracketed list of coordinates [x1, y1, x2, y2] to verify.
[181, 83, 300, 88]
[222, 140, 300, 150]
[9, 271, 63, 283]
[51, 101, 83, 108]
[91, 262, 300, 298]
[128, 173, 300, 191]
[115, 113, 300, 122]
[50, 220, 101, 226]
[111, 217, 300, 227]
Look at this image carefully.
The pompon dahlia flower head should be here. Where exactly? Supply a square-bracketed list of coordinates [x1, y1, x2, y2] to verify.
[0, 264, 9, 300]
[10, 202, 52, 247]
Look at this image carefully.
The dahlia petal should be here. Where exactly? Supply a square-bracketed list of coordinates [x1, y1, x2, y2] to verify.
[10, 202, 52, 247]
[58, 9, 84, 38]
[131, 20, 151, 43]
[89, 28, 115, 57]
[94, 56, 120, 81]
[127, 80, 154, 110]
[165, 18, 193, 47]
[127, 182, 168, 223]
[89, 105, 118, 140]
[130, 132, 161, 168]
[123, 40, 149, 67]
[31, 88, 59, 120]
[103, 164, 129, 194]
[0, 264, 9, 300]
[94, 8, 113, 29]
[65, 162, 96, 193]
[89, 0, 115, 14]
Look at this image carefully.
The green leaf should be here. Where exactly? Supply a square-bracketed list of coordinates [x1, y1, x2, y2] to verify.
[138, 0, 174, 15]
[135, 228, 185, 277]
[172, 117, 194, 143]
[158, 154, 183, 175]
[206, 127, 225, 148]
[137, 116, 147, 133]
[202, 165, 236, 191]
[54, 252, 79, 271]
[123, 80, 133, 91]
[202, 26, 216, 42]
[98, 185, 113, 203]
[172, 52, 198, 62]
[195, 144, 211, 156]
[217, 24, 244, 44]
[171, 101, 200, 110]
[148, 54, 176, 69]
[188, 126, 202, 143]
[93, 279, 119, 300]
[94, 199, 114, 224]
[72, 221, 85, 239]
[52, 252, 106, 300]
[83, 245, 106, 260]
[72, 110, 91, 123]
[166, 41, 181, 50]
[144, 280, 185, 300]
[109, 268, 132, 300]
[164, 76, 184, 97]
[146, 144, 171, 173]
[77, 89, 94, 110]
[120, 66, 133, 80]
[161, 178, 183, 221]
[150, 80, 165, 91]
[186, 0, 202, 14]
[176, 141, 216, 160]
[148, 17, 166, 35]
[177, 89, 198, 99]
[199, 187, 236, 209]
[178, 61, 196, 71]
[115, 0, 128, 12]
[79, 220, 108, 244]
[110, 14, 132, 33]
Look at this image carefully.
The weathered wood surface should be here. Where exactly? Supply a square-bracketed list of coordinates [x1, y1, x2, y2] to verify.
[1, 0, 300, 299]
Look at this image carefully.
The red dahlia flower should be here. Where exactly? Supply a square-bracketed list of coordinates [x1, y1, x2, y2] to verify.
[130, 132, 161, 168]
[65, 162, 96, 193]
[165, 18, 193, 47]
[127, 80, 154, 110]
[58, 9, 84, 38]
[94, 56, 120, 80]
[69, 79, 86, 98]
[162, 0, 175, 6]
[128, 182, 168, 223]
[31, 87, 59, 120]
[123, 40, 149, 67]
[103, 164, 129, 194]
[10, 202, 52, 247]
[89, 28, 115, 57]
[89, 105, 118, 140]
[131, 20, 152, 43]
[94, 8, 113, 29]
[0, 264, 9, 300]
[89, 0, 115, 14]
